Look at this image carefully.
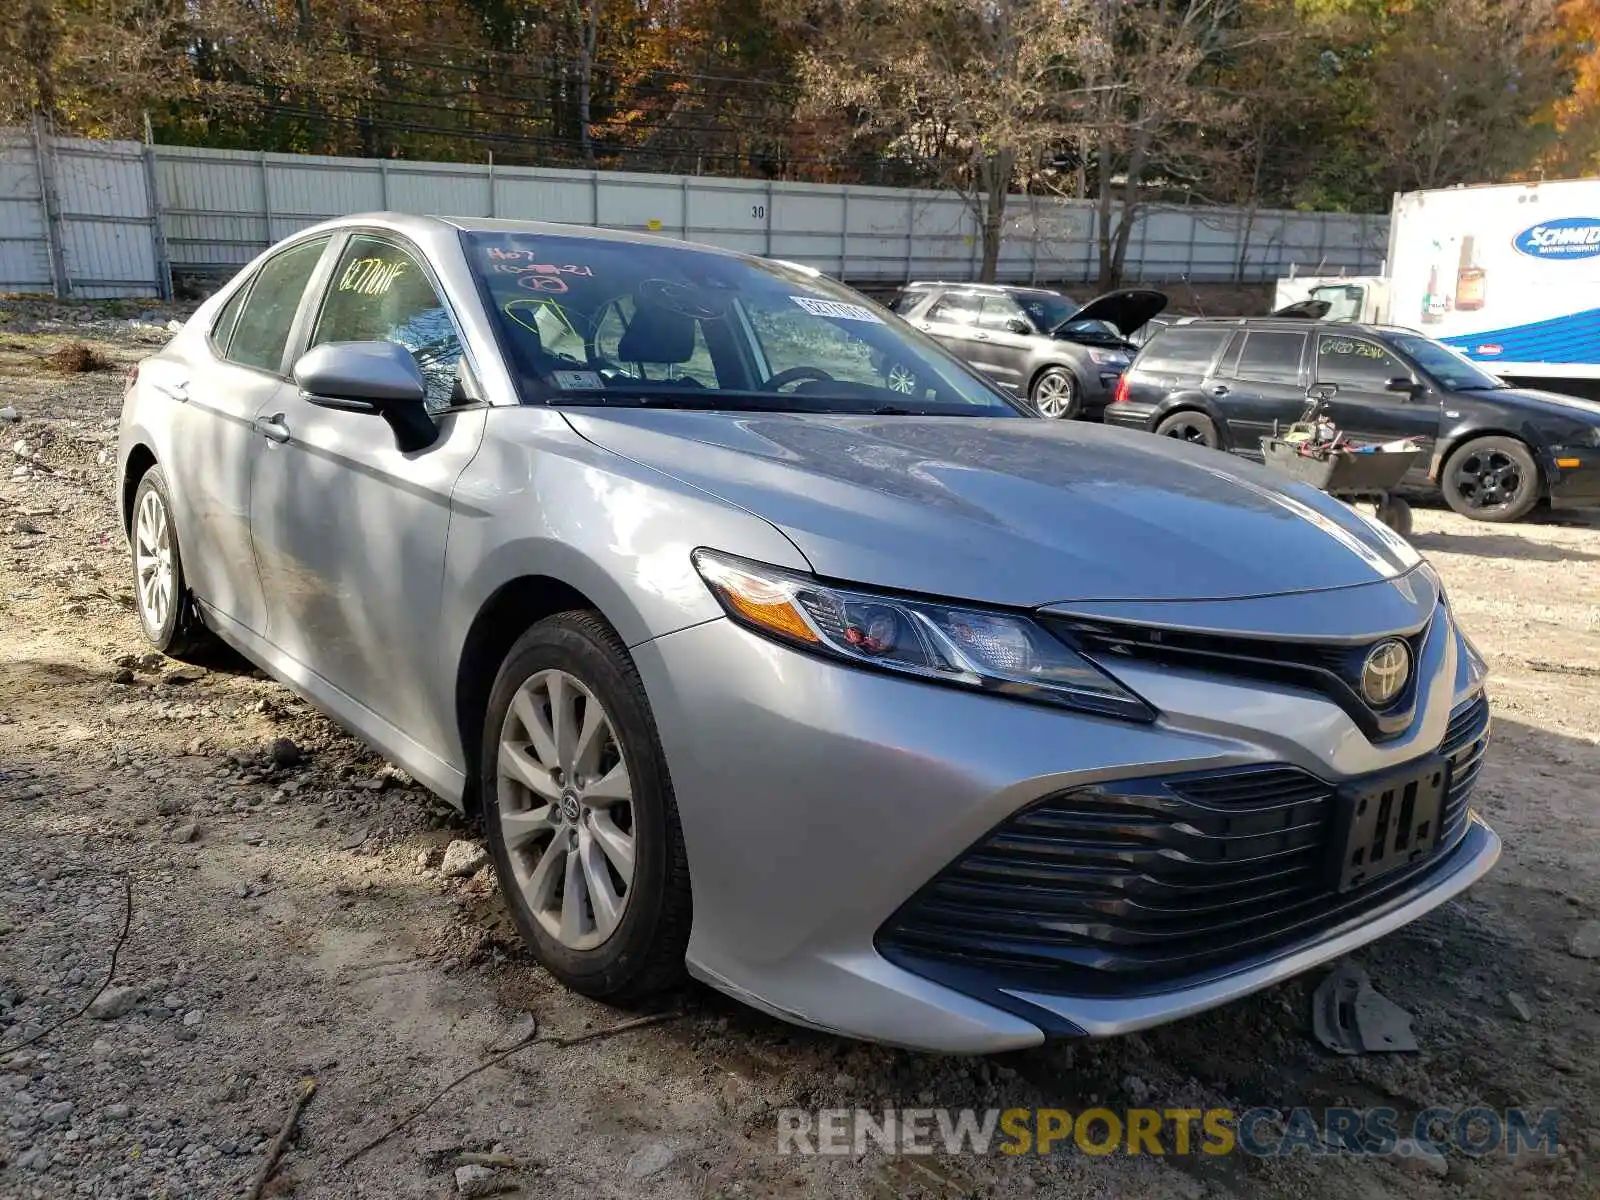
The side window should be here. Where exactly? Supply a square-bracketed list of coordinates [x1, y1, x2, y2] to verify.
[313, 235, 466, 413]
[1316, 334, 1407, 390]
[927, 293, 981, 326]
[891, 290, 928, 315]
[210, 276, 251, 355]
[1311, 285, 1365, 323]
[226, 238, 329, 374]
[1233, 331, 1306, 384]
[978, 296, 1031, 332]
[1136, 328, 1229, 375]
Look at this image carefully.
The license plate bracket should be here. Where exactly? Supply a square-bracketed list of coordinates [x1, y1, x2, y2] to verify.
[1335, 758, 1447, 892]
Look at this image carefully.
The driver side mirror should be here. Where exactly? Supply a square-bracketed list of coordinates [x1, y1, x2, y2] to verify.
[1306, 383, 1339, 403]
[293, 340, 438, 452]
[1005, 318, 1033, 336]
[1385, 376, 1423, 397]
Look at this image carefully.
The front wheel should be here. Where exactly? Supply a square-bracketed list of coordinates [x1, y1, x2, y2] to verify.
[1030, 367, 1080, 419]
[128, 466, 210, 659]
[1441, 436, 1540, 523]
[1154, 410, 1219, 449]
[481, 611, 691, 1002]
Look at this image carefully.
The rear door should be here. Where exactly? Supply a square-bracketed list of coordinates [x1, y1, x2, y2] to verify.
[1216, 328, 1310, 456]
[169, 235, 331, 634]
[1314, 332, 1438, 483]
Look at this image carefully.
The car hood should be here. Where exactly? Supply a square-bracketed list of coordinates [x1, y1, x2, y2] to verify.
[562, 410, 1421, 606]
[1481, 386, 1600, 423]
[1059, 289, 1169, 336]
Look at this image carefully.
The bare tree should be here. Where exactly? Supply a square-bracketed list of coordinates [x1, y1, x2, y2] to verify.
[793, 0, 1100, 281]
[1067, 0, 1246, 290]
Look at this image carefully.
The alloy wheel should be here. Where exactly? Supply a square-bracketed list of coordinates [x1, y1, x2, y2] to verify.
[1033, 372, 1075, 418]
[496, 669, 635, 951]
[1450, 448, 1525, 512]
[133, 488, 174, 633]
[886, 363, 918, 394]
[1163, 419, 1210, 445]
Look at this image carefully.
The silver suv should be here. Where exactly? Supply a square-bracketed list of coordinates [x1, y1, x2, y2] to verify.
[118, 214, 1498, 1053]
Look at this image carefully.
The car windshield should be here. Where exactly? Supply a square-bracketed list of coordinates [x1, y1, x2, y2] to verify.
[1383, 332, 1507, 391]
[466, 232, 1025, 416]
[1011, 291, 1080, 331]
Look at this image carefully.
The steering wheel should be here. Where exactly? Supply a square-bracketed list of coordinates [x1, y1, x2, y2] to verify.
[762, 365, 836, 392]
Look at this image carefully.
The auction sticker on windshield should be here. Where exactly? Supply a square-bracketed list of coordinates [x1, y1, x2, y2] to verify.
[553, 370, 604, 390]
[790, 296, 884, 323]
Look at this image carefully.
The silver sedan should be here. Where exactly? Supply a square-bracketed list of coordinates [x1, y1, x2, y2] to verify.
[118, 214, 1499, 1053]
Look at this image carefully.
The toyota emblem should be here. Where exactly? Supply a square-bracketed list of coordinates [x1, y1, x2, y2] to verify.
[1360, 639, 1411, 708]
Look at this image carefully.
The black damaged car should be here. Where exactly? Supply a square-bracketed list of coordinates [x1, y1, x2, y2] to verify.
[1107, 317, 1600, 522]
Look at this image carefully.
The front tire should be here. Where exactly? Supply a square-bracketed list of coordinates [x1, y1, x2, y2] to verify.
[128, 466, 210, 659]
[481, 611, 691, 1002]
[1441, 436, 1540, 523]
[1030, 367, 1080, 419]
[1154, 410, 1219, 448]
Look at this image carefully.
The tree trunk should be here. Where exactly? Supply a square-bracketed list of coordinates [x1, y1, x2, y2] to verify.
[577, 1, 602, 166]
[1095, 132, 1115, 289]
[976, 149, 1013, 283]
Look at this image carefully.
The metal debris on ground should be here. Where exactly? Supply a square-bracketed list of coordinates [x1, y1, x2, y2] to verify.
[1312, 962, 1418, 1055]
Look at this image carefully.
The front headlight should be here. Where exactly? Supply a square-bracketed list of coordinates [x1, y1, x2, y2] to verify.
[692, 550, 1153, 721]
[1086, 348, 1130, 368]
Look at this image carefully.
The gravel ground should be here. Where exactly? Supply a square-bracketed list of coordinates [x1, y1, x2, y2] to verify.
[1, 301, 1597, 1200]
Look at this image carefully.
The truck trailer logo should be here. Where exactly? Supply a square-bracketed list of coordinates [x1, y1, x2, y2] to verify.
[1513, 217, 1600, 259]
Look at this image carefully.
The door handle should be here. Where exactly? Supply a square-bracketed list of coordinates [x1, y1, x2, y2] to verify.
[254, 413, 290, 444]
[154, 380, 188, 402]
[973, 332, 990, 341]
[1210, 384, 1230, 396]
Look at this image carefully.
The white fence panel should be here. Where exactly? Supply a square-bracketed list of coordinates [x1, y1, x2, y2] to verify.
[1, 131, 1390, 295]
[0, 130, 52, 293]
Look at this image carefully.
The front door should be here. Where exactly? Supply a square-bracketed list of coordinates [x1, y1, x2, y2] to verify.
[1215, 328, 1310, 455]
[920, 291, 1016, 383]
[247, 231, 488, 760]
[972, 294, 1037, 393]
[1314, 332, 1439, 486]
[166, 235, 331, 633]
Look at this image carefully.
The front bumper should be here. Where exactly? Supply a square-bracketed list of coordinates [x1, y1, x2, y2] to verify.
[632, 608, 1495, 1054]
[1548, 447, 1600, 507]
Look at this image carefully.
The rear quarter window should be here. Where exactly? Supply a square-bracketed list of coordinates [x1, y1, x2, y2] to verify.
[1133, 327, 1229, 375]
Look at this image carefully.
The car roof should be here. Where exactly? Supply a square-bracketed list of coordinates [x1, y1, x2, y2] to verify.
[1172, 316, 1418, 338]
[287, 211, 762, 259]
[902, 281, 1064, 297]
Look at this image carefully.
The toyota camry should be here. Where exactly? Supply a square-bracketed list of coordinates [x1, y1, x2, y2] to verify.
[117, 214, 1498, 1053]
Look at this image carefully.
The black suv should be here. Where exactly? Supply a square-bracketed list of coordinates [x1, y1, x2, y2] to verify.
[891, 282, 1166, 420]
[1108, 317, 1600, 522]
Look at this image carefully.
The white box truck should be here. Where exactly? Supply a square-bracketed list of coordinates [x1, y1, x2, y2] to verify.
[1278, 178, 1600, 399]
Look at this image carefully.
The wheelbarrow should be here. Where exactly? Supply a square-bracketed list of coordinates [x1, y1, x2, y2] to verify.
[1260, 387, 1422, 537]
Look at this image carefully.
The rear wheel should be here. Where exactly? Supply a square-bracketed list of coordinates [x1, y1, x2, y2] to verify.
[1154, 410, 1219, 449]
[1441, 436, 1540, 523]
[1030, 367, 1080, 419]
[481, 611, 691, 1002]
[128, 466, 210, 659]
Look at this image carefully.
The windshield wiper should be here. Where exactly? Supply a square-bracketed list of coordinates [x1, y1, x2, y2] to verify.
[1453, 383, 1507, 392]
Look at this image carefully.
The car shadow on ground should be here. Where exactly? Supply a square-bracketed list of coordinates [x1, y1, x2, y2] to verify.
[1409, 529, 1600, 564]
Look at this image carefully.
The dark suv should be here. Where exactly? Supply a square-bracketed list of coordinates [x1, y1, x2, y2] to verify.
[891, 283, 1166, 420]
[1108, 317, 1600, 522]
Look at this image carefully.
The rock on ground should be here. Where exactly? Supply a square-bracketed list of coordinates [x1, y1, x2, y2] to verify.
[441, 839, 488, 878]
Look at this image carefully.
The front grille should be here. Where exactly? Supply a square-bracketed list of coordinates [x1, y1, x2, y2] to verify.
[1054, 616, 1432, 741]
[877, 693, 1491, 994]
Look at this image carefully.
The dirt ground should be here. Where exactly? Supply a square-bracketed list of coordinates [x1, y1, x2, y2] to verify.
[1, 301, 1597, 1200]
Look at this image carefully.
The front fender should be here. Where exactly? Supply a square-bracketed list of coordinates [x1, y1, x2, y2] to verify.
[438, 407, 811, 753]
